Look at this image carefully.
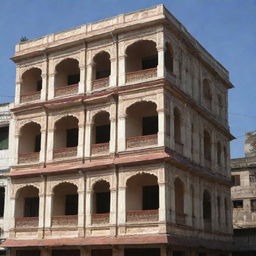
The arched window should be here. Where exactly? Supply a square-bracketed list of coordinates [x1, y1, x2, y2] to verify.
[174, 107, 181, 143]
[204, 130, 211, 162]
[217, 141, 222, 166]
[203, 79, 212, 109]
[93, 181, 110, 214]
[165, 42, 174, 73]
[174, 178, 185, 224]
[203, 190, 212, 231]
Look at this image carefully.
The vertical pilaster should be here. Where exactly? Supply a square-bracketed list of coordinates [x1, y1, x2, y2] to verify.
[44, 192, 53, 229]
[118, 55, 126, 86]
[117, 186, 126, 225]
[38, 177, 46, 237]
[9, 196, 16, 238]
[157, 47, 165, 78]
[78, 112, 86, 159]
[117, 115, 126, 152]
[46, 128, 54, 161]
[86, 63, 93, 93]
[84, 121, 92, 158]
[48, 73, 55, 100]
[39, 128, 47, 164]
[78, 172, 85, 237]
[79, 45, 87, 94]
[14, 133, 19, 165]
[157, 109, 165, 147]
[110, 57, 117, 88]
[85, 189, 92, 234]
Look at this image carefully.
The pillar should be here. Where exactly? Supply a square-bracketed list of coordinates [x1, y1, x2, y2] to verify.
[78, 117, 86, 159]
[9, 196, 16, 238]
[79, 66, 86, 94]
[46, 128, 54, 161]
[157, 109, 165, 147]
[38, 177, 46, 237]
[117, 115, 126, 152]
[118, 55, 126, 86]
[110, 117, 117, 154]
[39, 127, 47, 164]
[110, 57, 117, 88]
[14, 132, 20, 165]
[86, 63, 93, 93]
[84, 121, 92, 158]
[85, 189, 92, 235]
[15, 82, 21, 105]
[41, 73, 47, 102]
[159, 181, 168, 223]
[117, 186, 126, 225]
[110, 187, 117, 231]
[157, 47, 165, 78]
[48, 72, 55, 100]
[44, 192, 53, 229]
[78, 173, 85, 237]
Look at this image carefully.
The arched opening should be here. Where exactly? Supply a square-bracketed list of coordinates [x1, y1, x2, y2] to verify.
[204, 130, 211, 167]
[53, 116, 78, 159]
[203, 190, 212, 231]
[203, 79, 212, 109]
[91, 112, 110, 155]
[52, 183, 78, 226]
[15, 186, 39, 228]
[54, 59, 80, 97]
[20, 68, 42, 103]
[92, 180, 110, 225]
[0, 187, 5, 218]
[174, 178, 185, 225]
[174, 107, 183, 154]
[92, 51, 111, 90]
[126, 101, 158, 148]
[19, 122, 41, 164]
[126, 173, 159, 222]
[217, 141, 222, 166]
[165, 42, 174, 74]
[125, 40, 158, 83]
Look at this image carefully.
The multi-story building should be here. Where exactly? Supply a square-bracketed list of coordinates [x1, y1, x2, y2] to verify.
[231, 132, 256, 255]
[3, 5, 234, 256]
[0, 102, 14, 256]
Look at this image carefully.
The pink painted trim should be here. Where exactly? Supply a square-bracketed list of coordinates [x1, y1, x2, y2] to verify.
[16, 217, 39, 221]
[92, 213, 110, 216]
[127, 209, 158, 214]
[55, 83, 78, 90]
[127, 134, 157, 141]
[53, 147, 77, 153]
[126, 67, 157, 75]
[20, 91, 41, 97]
[91, 142, 109, 147]
[52, 215, 78, 219]
[19, 152, 40, 157]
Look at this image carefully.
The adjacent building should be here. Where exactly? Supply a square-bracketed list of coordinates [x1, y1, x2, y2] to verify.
[231, 132, 256, 255]
[3, 5, 234, 256]
[0, 102, 14, 255]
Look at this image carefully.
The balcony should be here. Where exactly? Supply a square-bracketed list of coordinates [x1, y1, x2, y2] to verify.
[15, 217, 39, 228]
[126, 68, 157, 84]
[53, 147, 77, 159]
[18, 152, 40, 164]
[52, 215, 78, 227]
[55, 84, 78, 97]
[126, 209, 159, 223]
[92, 77, 109, 91]
[175, 213, 186, 225]
[91, 213, 110, 225]
[20, 91, 41, 103]
[126, 134, 157, 149]
[91, 143, 109, 155]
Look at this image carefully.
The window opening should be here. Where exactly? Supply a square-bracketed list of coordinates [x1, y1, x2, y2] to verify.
[0, 188, 4, 217]
[95, 192, 110, 213]
[232, 175, 240, 186]
[67, 74, 80, 85]
[24, 197, 39, 217]
[142, 185, 159, 210]
[36, 80, 42, 91]
[0, 127, 9, 150]
[233, 200, 243, 209]
[34, 134, 41, 152]
[66, 128, 78, 147]
[142, 116, 158, 136]
[65, 194, 78, 215]
[142, 55, 158, 70]
[251, 199, 256, 212]
[96, 124, 110, 144]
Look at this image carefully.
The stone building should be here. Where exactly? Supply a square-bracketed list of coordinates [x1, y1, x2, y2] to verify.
[2, 5, 233, 256]
[0, 102, 15, 255]
[231, 132, 256, 255]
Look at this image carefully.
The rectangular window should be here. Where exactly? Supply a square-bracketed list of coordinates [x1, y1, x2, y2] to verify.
[96, 192, 110, 213]
[95, 124, 110, 144]
[233, 200, 243, 209]
[34, 134, 41, 152]
[251, 199, 256, 212]
[142, 55, 158, 70]
[65, 194, 78, 215]
[67, 74, 80, 85]
[0, 187, 5, 218]
[143, 185, 159, 210]
[52, 250, 80, 256]
[142, 116, 158, 136]
[16, 250, 40, 256]
[36, 80, 42, 91]
[66, 128, 78, 147]
[24, 197, 39, 217]
[92, 249, 112, 256]
[0, 126, 9, 150]
[232, 175, 240, 186]
[250, 174, 256, 184]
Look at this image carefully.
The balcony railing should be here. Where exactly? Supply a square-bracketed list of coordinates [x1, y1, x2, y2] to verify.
[174, 141, 184, 154]
[91, 143, 109, 155]
[204, 220, 212, 232]
[91, 213, 110, 225]
[175, 213, 186, 225]
[15, 217, 39, 228]
[126, 134, 158, 149]
[126, 209, 159, 223]
[53, 147, 77, 159]
[18, 152, 40, 164]
[92, 77, 109, 91]
[55, 84, 78, 97]
[52, 215, 78, 227]
[126, 67, 157, 83]
[20, 91, 41, 103]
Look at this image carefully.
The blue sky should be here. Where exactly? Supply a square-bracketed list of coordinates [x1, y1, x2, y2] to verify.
[0, 0, 255, 158]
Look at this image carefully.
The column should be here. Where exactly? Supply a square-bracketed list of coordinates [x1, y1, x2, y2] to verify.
[15, 81, 21, 105]
[110, 57, 117, 88]
[48, 72, 55, 100]
[110, 187, 117, 231]
[117, 186, 126, 225]
[84, 121, 92, 158]
[79, 66, 86, 94]
[41, 73, 47, 101]
[78, 116, 86, 159]
[38, 177, 46, 238]
[169, 175, 175, 223]
[159, 182, 168, 223]
[78, 173, 85, 237]
[46, 127, 54, 161]
[157, 47, 165, 78]
[39, 127, 47, 163]
[157, 109, 165, 147]
[86, 63, 94, 93]
[44, 192, 53, 230]
[118, 55, 126, 86]
[13, 133, 20, 165]
[184, 176, 192, 226]
[85, 189, 92, 235]
[8, 196, 16, 238]
[117, 115, 126, 152]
